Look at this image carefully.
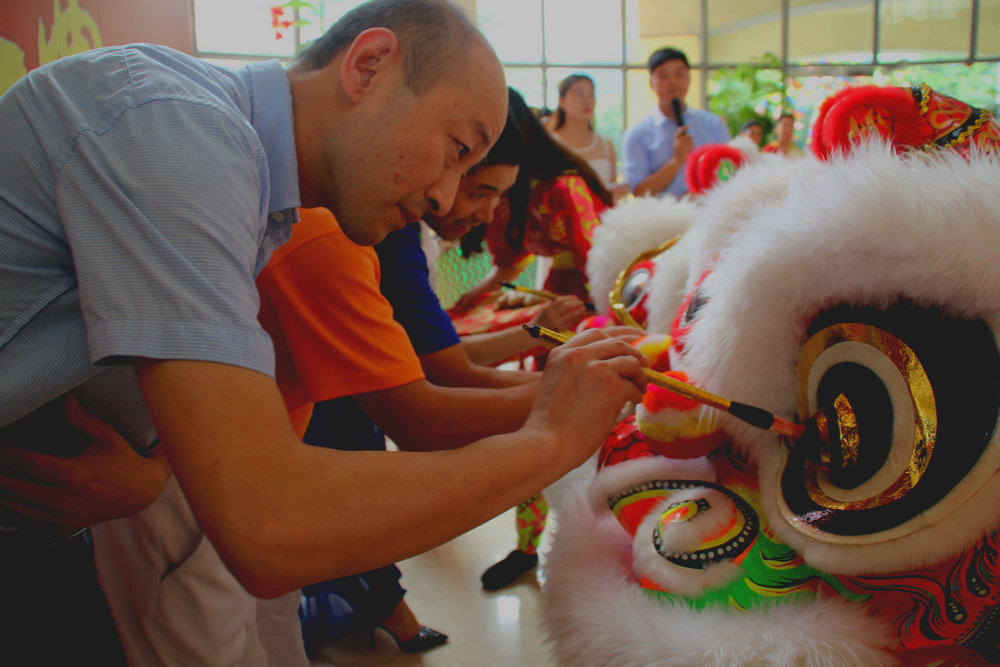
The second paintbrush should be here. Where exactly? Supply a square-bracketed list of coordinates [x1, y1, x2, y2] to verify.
[501, 281, 596, 312]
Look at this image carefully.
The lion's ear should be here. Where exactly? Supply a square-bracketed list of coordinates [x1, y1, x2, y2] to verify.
[811, 83, 1000, 159]
[810, 85, 931, 159]
[684, 143, 748, 195]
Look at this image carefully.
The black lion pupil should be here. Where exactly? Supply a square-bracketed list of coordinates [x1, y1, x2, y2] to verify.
[623, 269, 650, 308]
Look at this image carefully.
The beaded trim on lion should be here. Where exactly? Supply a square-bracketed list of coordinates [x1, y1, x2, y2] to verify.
[911, 82, 1000, 151]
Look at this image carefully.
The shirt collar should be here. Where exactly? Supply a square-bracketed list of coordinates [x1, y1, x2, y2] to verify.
[652, 105, 676, 127]
[243, 60, 301, 215]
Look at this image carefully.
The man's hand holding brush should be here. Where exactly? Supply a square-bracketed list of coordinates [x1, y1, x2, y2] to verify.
[522, 328, 649, 469]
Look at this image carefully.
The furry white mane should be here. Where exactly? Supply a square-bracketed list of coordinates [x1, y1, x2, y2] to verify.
[675, 141, 1000, 572]
[642, 154, 801, 333]
[682, 142, 1000, 431]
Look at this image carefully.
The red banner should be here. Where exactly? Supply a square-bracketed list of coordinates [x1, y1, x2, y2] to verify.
[1, 0, 193, 94]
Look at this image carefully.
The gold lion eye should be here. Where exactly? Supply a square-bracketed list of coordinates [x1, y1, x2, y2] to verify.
[773, 301, 1000, 546]
[797, 322, 934, 511]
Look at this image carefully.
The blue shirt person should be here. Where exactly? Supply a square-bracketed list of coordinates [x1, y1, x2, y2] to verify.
[623, 47, 731, 198]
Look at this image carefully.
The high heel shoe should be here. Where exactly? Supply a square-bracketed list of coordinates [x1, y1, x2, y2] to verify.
[370, 625, 449, 653]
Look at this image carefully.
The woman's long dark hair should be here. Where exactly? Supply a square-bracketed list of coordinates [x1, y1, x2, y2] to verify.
[460, 87, 612, 257]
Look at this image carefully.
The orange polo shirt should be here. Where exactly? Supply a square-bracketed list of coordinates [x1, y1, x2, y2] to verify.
[256, 207, 425, 436]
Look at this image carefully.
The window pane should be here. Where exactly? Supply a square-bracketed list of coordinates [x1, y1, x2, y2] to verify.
[979, 0, 1000, 57]
[194, 0, 294, 57]
[504, 67, 545, 110]
[543, 0, 622, 64]
[625, 67, 656, 126]
[708, 0, 782, 64]
[879, 0, 973, 63]
[789, 0, 874, 65]
[625, 0, 701, 66]
[477, 0, 543, 64]
[297, 1, 369, 46]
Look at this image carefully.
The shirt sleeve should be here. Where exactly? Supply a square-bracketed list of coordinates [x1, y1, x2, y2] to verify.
[376, 224, 461, 356]
[59, 98, 276, 374]
[622, 124, 651, 188]
[256, 213, 424, 407]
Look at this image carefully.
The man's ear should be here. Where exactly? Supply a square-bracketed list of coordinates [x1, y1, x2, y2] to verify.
[339, 27, 400, 103]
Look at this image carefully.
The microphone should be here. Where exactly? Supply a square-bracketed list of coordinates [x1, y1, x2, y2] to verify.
[671, 97, 684, 126]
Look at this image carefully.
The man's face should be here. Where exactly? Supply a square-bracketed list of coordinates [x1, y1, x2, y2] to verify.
[324, 43, 507, 246]
[743, 124, 764, 145]
[650, 58, 690, 107]
[776, 116, 795, 141]
[425, 163, 519, 241]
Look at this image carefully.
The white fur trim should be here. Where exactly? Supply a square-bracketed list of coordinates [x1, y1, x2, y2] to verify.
[643, 154, 799, 332]
[643, 231, 695, 334]
[729, 133, 761, 157]
[631, 487, 745, 596]
[588, 455, 716, 512]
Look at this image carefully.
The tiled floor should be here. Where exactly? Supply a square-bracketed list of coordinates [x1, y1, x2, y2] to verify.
[308, 506, 558, 667]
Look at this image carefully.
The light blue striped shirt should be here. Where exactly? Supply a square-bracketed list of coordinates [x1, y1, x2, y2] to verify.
[0, 44, 300, 426]
[623, 105, 731, 198]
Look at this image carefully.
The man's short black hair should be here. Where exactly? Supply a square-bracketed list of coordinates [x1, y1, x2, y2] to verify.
[740, 119, 764, 132]
[647, 47, 689, 73]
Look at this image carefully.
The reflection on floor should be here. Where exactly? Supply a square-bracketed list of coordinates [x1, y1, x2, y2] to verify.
[309, 507, 558, 667]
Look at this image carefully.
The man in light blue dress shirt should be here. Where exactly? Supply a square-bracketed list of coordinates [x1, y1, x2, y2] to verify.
[0, 1, 504, 664]
[0, 0, 651, 664]
[623, 47, 731, 198]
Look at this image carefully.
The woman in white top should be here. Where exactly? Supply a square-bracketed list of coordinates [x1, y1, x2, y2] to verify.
[548, 74, 630, 202]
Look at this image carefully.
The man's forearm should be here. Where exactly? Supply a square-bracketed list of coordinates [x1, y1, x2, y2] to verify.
[132, 359, 554, 597]
[420, 342, 534, 388]
[634, 156, 683, 197]
[462, 328, 542, 366]
[249, 429, 569, 596]
[133, 332, 646, 599]
[355, 379, 538, 451]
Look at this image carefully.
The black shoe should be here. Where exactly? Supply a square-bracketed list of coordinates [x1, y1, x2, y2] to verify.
[374, 625, 449, 653]
[480, 550, 538, 591]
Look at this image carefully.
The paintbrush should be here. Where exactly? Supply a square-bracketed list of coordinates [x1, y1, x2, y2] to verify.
[502, 281, 596, 312]
[523, 324, 806, 439]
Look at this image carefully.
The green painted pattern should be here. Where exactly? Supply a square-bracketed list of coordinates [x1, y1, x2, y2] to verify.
[645, 529, 868, 612]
